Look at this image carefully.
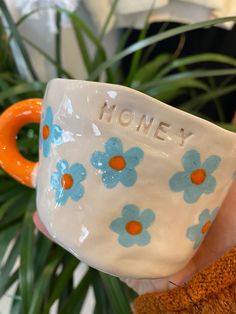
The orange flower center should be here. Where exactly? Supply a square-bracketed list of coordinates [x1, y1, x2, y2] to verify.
[125, 220, 143, 235]
[42, 124, 50, 140]
[109, 155, 126, 171]
[61, 173, 74, 190]
[190, 168, 206, 185]
[201, 220, 211, 234]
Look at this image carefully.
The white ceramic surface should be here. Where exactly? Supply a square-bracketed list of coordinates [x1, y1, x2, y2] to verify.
[36, 79, 236, 278]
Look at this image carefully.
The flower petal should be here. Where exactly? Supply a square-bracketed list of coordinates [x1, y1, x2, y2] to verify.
[201, 175, 216, 194]
[69, 163, 86, 183]
[139, 209, 155, 229]
[56, 160, 69, 174]
[91, 151, 107, 170]
[52, 124, 63, 145]
[199, 208, 211, 225]
[186, 224, 200, 241]
[70, 184, 84, 201]
[122, 204, 140, 221]
[102, 170, 120, 189]
[193, 237, 203, 249]
[183, 185, 202, 203]
[182, 150, 201, 172]
[55, 188, 68, 206]
[134, 231, 151, 246]
[51, 172, 60, 189]
[202, 155, 221, 174]
[124, 147, 144, 168]
[44, 106, 53, 127]
[169, 171, 189, 192]
[120, 169, 137, 187]
[105, 137, 123, 155]
[42, 138, 51, 158]
[118, 233, 135, 247]
[110, 218, 125, 233]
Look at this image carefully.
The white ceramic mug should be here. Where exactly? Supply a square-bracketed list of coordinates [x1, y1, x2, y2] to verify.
[0, 79, 235, 278]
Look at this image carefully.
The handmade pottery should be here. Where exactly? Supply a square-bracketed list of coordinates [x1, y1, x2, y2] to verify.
[0, 79, 235, 278]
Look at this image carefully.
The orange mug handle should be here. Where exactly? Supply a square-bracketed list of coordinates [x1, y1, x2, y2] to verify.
[0, 99, 42, 188]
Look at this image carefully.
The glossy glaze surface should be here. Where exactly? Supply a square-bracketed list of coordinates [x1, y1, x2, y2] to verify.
[0, 99, 41, 187]
[28, 80, 236, 277]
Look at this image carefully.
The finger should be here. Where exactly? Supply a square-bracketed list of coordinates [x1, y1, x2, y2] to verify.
[193, 180, 236, 270]
[33, 211, 53, 240]
[121, 277, 170, 295]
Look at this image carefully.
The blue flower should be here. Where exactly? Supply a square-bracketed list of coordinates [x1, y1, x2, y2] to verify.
[169, 150, 221, 203]
[110, 204, 155, 247]
[51, 160, 86, 205]
[90, 137, 144, 189]
[40, 106, 63, 157]
[186, 207, 218, 249]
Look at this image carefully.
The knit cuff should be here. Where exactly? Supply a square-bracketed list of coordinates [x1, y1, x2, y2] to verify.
[134, 246, 236, 313]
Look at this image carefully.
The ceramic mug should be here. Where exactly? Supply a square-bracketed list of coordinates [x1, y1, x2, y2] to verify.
[0, 79, 235, 279]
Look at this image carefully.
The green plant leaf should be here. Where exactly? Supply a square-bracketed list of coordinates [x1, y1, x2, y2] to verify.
[207, 76, 226, 122]
[0, 0, 38, 80]
[0, 238, 20, 297]
[43, 256, 79, 313]
[88, 16, 236, 80]
[156, 53, 236, 78]
[153, 89, 185, 103]
[98, 0, 119, 40]
[0, 269, 19, 298]
[180, 83, 236, 112]
[0, 72, 20, 84]
[19, 194, 35, 314]
[121, 283, 138, 303]
[10, 284, 21, 314]
[55, 11, 62, 77]
[19, 36, 73, 79]
[34, 233, 52, 279]
[29, 248, 64, 314]
[0, 224, 19, 266]
[145, 78, 209, 99]
[217, 123, 236, 132]
[58, 268, 95, 314]
[0, 192, 31, 231]
[139, 68, 236, 91]
[70, 18, 92, 74]
[0, 193, 24, 220]
[93, 272, 112, 314]
[0, 82, 44, 102]
[99, 273, 132, 314]
[90, 0, 119, 83]
[132, 53, 171, 87]
[61, 9, 107, 69]
[0, 79, 19, 104]
[125, 9, 152, 86]
[60, 9, 114, 81]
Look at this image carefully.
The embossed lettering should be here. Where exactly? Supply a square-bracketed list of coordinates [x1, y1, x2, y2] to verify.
[154, 122, 170, 141]
[98, 103, 194, 147]
[118, 109, 134, 126]
[99, 102, 116, 122]
[180, 128, 193, 146]
[137, 115, 154, 134]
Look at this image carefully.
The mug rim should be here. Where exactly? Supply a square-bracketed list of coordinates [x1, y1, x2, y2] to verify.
[46, 78, 236, 141]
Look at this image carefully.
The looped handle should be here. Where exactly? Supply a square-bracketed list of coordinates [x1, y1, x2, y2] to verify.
[0, 99, 42, 188]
